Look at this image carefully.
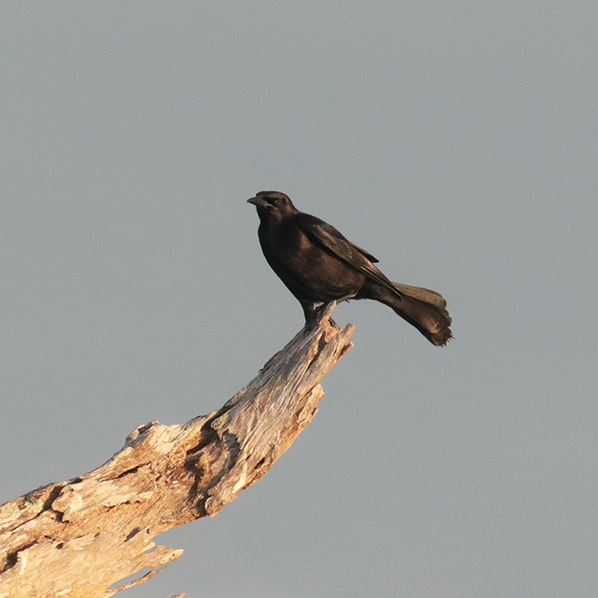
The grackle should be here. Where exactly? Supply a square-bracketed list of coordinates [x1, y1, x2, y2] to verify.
[247, 191, 452, 346]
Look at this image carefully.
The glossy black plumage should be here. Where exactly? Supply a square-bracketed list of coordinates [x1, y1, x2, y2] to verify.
[247, 191, 452, 346]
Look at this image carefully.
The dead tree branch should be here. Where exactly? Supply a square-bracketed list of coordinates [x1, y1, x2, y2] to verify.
[0, 308, 353, 598]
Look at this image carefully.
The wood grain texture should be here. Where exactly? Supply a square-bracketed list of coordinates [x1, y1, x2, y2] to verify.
[0, 308, 353, 598]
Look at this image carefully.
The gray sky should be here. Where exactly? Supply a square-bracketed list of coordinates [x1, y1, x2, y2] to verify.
[1, 2, 597, 597]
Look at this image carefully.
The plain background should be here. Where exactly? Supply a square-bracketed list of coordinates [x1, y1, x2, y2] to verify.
[1, 2, 597, 597]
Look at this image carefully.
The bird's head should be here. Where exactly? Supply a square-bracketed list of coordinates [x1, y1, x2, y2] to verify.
[247, 191, 297, 221]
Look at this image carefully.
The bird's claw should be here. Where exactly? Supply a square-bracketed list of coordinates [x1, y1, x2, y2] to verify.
[304, 301, 338, 331]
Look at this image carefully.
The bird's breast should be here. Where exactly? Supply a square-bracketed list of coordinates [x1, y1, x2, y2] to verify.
[258, 220, 365, 301]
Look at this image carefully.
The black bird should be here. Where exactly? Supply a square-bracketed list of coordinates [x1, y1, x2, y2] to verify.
[247, 191, 452, 346]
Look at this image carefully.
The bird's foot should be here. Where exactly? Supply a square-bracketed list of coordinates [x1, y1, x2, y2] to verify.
[317, 301, 338, 328]
[303, 301, 338, 332]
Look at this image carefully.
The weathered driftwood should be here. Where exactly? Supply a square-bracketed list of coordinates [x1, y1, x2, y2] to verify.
[0, 307, 353, 598]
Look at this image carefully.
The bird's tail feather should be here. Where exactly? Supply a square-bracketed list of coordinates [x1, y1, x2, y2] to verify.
[371, 282, 453, 346]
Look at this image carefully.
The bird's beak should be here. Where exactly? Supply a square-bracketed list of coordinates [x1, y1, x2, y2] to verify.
[247, 196, 268, 208]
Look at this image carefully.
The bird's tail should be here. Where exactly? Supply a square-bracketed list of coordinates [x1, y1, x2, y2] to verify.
[371, 281, 453, 346]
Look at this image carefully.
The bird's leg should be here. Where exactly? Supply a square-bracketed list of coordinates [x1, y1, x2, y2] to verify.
[317, 300, 338, 328]
[302, 300, 338, 330]
[301, 300, 319, 330]
[314, 294, 353, 328]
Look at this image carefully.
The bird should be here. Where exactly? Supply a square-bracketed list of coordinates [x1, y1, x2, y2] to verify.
[247, 191, 452, 346]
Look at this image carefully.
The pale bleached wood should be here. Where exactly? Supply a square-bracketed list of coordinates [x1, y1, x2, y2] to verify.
[0, 307, 353, 598]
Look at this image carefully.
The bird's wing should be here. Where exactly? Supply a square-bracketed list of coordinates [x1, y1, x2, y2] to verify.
[296, 213, 398, 291]
[345, 240, 379, 264]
